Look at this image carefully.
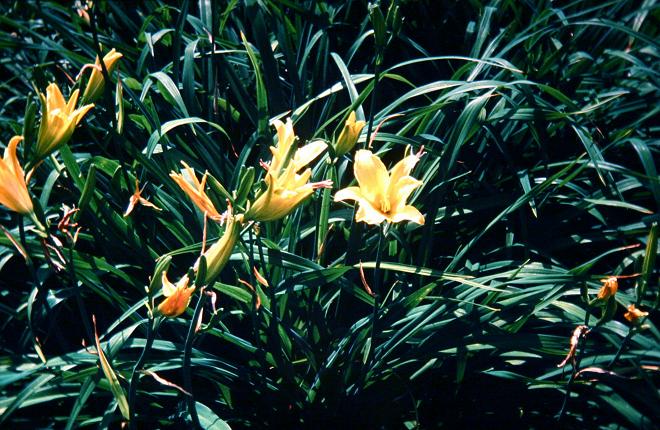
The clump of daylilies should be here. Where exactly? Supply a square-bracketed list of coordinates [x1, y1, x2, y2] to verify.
[0, 48, 122, 221]
[160, 111, 426, 317]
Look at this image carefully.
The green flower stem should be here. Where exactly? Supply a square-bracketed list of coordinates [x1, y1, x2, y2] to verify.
[183, 290, 207, 429]
[128, 317, 160, 428]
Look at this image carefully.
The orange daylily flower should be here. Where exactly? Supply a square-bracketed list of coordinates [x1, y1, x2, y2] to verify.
[597, 277, 618, 300]
[157, 272, 194, 318]
[170, 161, 223, 221]
[623, 304, 648, 325]
[0, 136, 33, 214]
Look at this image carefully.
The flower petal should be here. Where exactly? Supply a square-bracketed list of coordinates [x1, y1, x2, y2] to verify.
[293, 140, 327, 171]
[356, 200, 387, 225]
[46, 83, 66, 111]
[388, 154, 420, 192]
[391, 205, 425, 225]
[334, 186, 364, 203]
[354, 149, 389, 207]
[389, 176, 422, 211]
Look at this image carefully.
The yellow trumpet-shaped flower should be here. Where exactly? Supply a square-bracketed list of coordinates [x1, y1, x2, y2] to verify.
[623, 304, 648, 325]
[597, 277, 618, 300]
[246, 118, 330, 222]
[0, 136, 33, 214]
[81, 48, 123, 103]
[196, 212, 243, 285]
[334, 111, 366, 156]
[247, 162, 332, 222]
[36, 83, 94, 159]
[335, 149, 425, 225]
[157, 272, 194, 318]
[170, 161, 223, 221]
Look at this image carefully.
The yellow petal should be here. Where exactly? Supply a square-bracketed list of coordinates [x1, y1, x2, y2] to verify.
[354, 150, 389, 209]
[389, 176, 422, 211]
[46, 83, 66, 111]
[355, 200, 387, 225]
[390, 205, 425, 225]
[334, 186, 364, 203]
[293, 140, 327, 171]
[73, 102, 95, 125]
[388, 154, 420, 190]
[161, 271, 178, 297]
[66, 89, 81, 112]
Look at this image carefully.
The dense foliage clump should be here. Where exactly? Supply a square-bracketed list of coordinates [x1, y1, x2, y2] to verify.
[0, 1, 658, 428]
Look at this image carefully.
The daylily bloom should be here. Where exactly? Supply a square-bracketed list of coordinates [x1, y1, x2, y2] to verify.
[157, 272, 194, 318]
[334, 111, 366, 156]
[195, 212, 243, 285]
[335, 149, 425, 225]
[624, 304, 648, 325]
[81, 48, 123, 103]
[0, 136, 33, 214]
[36, 83, 94, 159]
[597, 277, 618, 300]
[170, 161, 223, 221]
[246, 119, 330, 222]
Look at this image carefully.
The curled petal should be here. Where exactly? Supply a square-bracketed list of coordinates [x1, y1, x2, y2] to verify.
[390, 205, 425, 225]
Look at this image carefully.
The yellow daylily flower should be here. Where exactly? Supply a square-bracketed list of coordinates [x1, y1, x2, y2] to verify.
[334, 111, 366, 156]
[81, 48, 123, 103]
[246, 119, 330, 222]
[170, 161, 223, 221]
[157, 272, 194, 318]
[247, 162, 331, 222]
[36, 83, 94, 159]
[335, 149, 425, 225]
[196, 212, 243, 285]
[0, 136, 33, 214]
[623, 304, 648, 325]
[597, 277, 618, 300]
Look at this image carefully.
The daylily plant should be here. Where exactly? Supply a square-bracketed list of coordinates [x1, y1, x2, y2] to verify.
[335, 149, 425, 225]
[0, 136, 33, 214]
[36, 83, 94, 159]
[246, 118, 330, 222]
